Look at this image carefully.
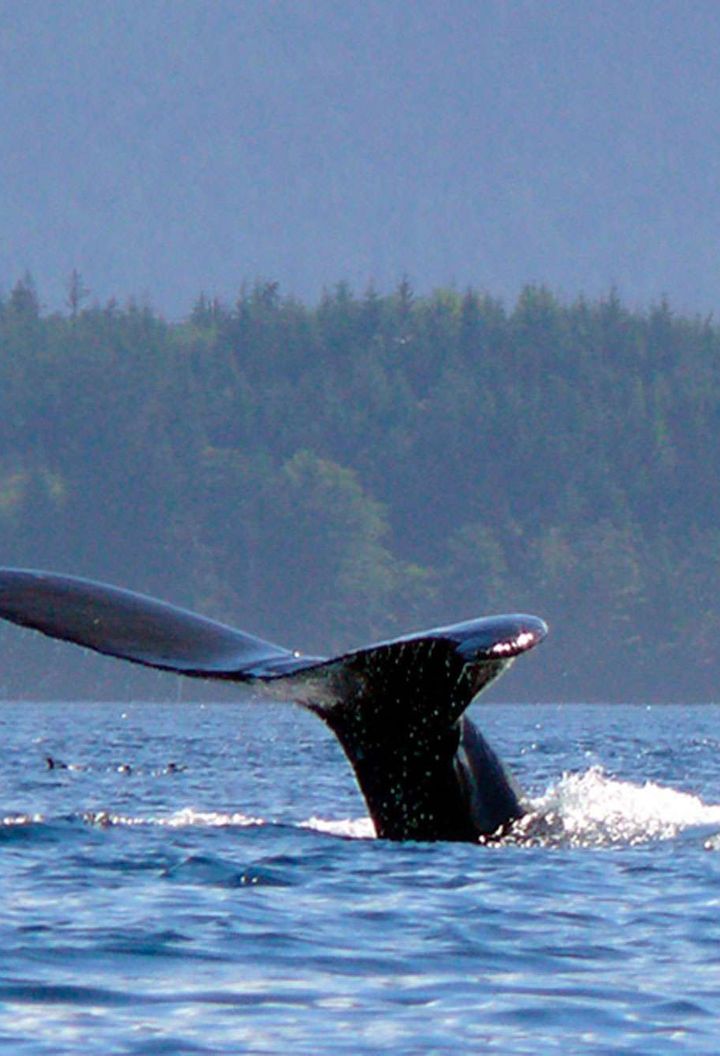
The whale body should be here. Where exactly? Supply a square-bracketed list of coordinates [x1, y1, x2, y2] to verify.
[0, 568, 547, 842]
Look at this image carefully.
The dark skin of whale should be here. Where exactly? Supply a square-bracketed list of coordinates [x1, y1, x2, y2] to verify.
[0, 568, 548, 843]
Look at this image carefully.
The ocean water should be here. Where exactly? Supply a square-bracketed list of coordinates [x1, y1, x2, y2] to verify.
[1, 699, 720, 1055]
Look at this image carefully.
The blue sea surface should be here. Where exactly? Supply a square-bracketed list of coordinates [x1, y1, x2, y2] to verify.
[1, 699, 720, 1054]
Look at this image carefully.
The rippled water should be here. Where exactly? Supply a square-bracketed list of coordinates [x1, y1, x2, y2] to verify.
[1, 699, 720, 1054]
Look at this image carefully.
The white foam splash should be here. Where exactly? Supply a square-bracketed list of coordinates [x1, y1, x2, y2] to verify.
[85, 808, 376, 838]
[162, 808, 266, 828]
[512, 765, 720, 847]
[301, 815, 376, 839]
[83, 808, 266, 829]
[84, 808, 375, 837]
[0, 813, 43, 826]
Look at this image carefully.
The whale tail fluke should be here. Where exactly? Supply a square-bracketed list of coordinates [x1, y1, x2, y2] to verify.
[0, 567, 546, 691]
[0, 566, 547, 842]
[0, 568, 319, 679]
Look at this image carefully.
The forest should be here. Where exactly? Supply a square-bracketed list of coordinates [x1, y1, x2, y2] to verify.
[0, 273, 718, 702]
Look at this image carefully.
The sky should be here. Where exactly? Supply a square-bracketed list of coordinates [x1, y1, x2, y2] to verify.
[3, 0, 720, 318]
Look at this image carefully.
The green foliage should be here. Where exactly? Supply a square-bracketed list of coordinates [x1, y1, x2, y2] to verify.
[1, 275, 719, 700]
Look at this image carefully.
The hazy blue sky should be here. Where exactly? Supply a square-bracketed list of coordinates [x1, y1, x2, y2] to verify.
[3, 0, 720, 316]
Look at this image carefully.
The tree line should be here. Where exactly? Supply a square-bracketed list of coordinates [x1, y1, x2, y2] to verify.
[0, 272, 718, 701]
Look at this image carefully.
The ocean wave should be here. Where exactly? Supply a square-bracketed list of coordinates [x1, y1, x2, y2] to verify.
[82, 807, 268, 829]
[5, 766, 720, 849]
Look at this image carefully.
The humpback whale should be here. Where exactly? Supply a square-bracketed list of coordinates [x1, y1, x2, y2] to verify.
[0, 568, 547, 842]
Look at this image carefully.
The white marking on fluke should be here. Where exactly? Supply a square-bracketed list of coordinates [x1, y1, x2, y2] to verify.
[490, 630, 537, 655]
